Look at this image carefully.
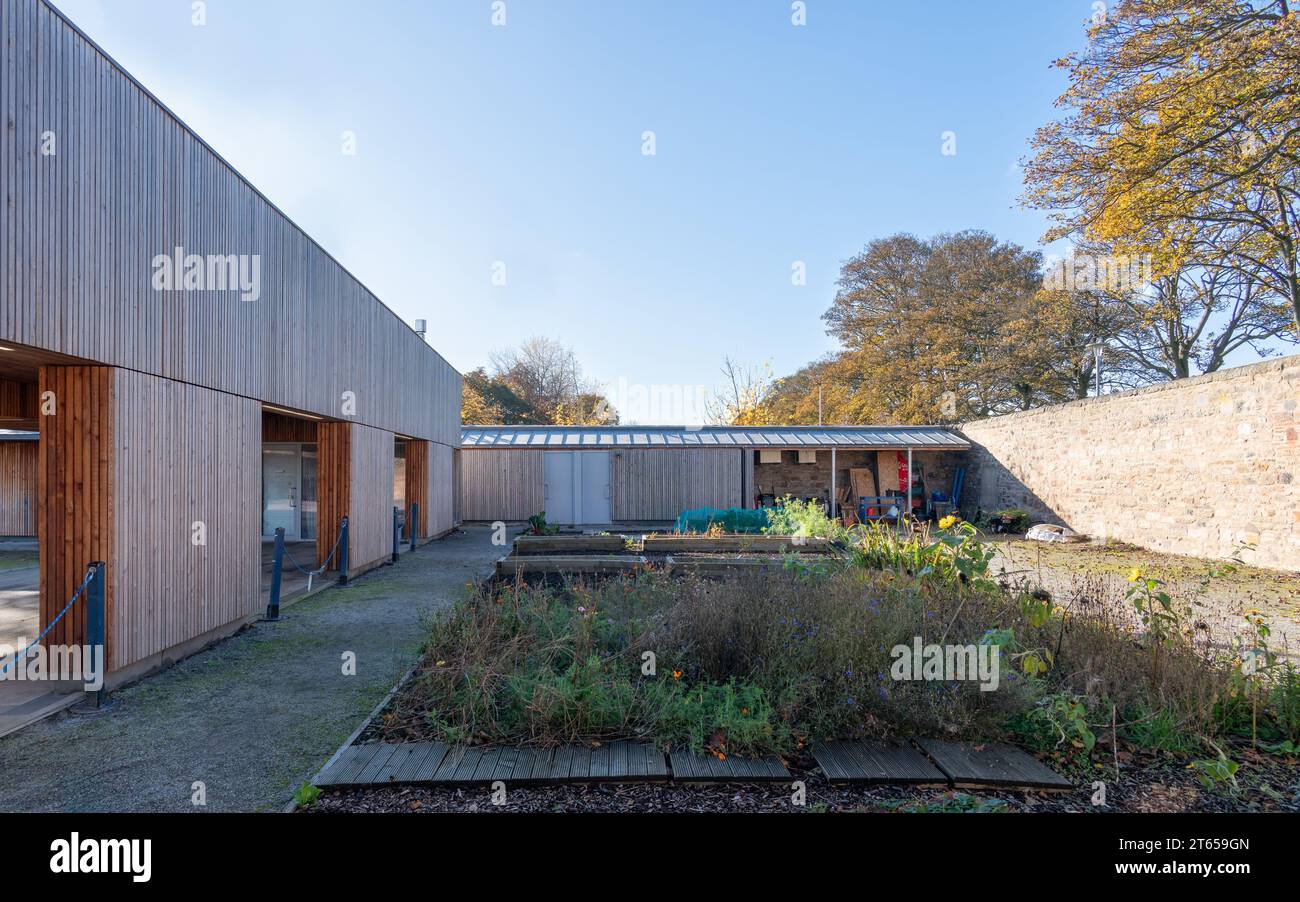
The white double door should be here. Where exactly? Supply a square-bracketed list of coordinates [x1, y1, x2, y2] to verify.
[543, 451, 611, 525]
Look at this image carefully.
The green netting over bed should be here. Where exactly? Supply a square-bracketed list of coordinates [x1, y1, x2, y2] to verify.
[673, 507, 771, 534]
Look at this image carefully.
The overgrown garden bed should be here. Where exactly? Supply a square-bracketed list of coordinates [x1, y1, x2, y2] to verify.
[360, 509, 1299, 809]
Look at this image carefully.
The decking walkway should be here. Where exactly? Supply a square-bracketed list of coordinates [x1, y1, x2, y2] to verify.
[315, 738, 1071, 792]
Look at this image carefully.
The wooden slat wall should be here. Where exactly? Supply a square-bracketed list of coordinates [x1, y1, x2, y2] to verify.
[261, 410, 317, 443]
[405, 440, 428, 540]
[316, 422, 351, 571]
[37, 366, 112, 656]
[611, 449, 743, 520]
[348, 424, 395, 573]
[429, 442, 456, 536]
[459, 449, 544, 521]
[452, 449, 461, 525]
[110, 367, 260, 671]
[0, 379, 37, 419]
[0, 0, 461, 446]
[0, 440, 37, 535]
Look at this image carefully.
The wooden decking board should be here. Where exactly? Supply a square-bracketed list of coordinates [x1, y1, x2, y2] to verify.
[334, 743, 387, 784]
[547, 745, 575, 782]
[399, 742, 449, 782]
[372, 742, 427, 783]
[811, 740, 948, 785]
[353, 744, 400, 785]
[505, 747, 537, 783]
[316, 744, 381, 787]
[568, 746, 594, 780]
[668, 749, 791, 782]
[471, 748, 504, 782]
[588, 743, 611, 780]
[609, 741, 629, 779]
[435, 746, 482, 782]
[914, 739, 1072, 791]
[522, 747, 556, 783]
[491, 747, 521, 782]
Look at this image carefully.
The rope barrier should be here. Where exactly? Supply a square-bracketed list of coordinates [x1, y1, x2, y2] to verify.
[280, 525, 346, 579]
[0, 566, 96, 676]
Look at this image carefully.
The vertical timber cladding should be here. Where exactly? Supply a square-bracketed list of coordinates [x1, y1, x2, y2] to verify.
[459, 449, 544, 521]
[316, 422, 350, 571]
[0, 441, 38, 535]
[405, 440, 428, 540]
[611, 449, 744, 520]
[429, 443, 456, 536]
[38, 366, 113, 657]
[1, 0, 463, 447]
[38, 366, 260, 672]
[317, 421, 395, 572]
[403, 440, 454, 540]
[111, 368, 260, 672]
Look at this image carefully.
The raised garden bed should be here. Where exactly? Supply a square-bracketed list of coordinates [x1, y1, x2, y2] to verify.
[496, 554, 649, 577]
[512, 534, 629, 555]
[643, 534, 831, 554]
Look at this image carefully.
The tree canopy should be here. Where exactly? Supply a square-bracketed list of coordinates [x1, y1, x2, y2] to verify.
[462, 337, 617, 425]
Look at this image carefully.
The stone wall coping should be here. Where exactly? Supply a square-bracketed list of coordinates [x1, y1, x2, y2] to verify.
[959, 353, 1300, 434]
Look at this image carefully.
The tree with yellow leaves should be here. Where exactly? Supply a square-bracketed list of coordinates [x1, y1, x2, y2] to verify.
[1024, 0, 1300, 331]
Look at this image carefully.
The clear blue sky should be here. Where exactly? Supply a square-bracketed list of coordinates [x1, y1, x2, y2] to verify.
[56, 0, 1102, 422]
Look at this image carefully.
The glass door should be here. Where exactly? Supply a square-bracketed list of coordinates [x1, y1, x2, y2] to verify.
[262, 445, 302, 539]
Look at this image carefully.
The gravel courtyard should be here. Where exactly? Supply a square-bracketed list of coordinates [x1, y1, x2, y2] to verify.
[0, 526, 510, 813]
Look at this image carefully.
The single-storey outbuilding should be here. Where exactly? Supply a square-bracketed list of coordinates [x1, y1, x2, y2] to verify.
[459, 425, 970, 526]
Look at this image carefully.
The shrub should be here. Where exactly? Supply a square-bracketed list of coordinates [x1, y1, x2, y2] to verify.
[762, 496, 841, 539]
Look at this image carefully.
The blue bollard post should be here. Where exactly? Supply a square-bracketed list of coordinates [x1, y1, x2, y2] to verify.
[410, 502, 419, 553]
[265, 527, 285, 621]
[392, 506, 400, 563]
[85, 561, 106, 708]
[339, 516, 350, 586]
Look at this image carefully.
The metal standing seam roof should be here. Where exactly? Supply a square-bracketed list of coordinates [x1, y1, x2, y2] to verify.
[460, 425, 969, 450]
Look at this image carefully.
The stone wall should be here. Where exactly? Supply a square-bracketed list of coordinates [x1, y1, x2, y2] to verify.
[959, 355, 1300, 572]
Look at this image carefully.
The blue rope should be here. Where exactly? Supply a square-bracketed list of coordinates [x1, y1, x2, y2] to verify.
[0, 566, 96, 676]
[281, 525, 346, 577]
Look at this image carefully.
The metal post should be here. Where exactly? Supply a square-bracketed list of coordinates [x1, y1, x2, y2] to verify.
[392, 506, 400, 563]
[410, 502, 419, 553]
[339, 516, 350, 586]
[906, 446, 914, 526]
[265, 527, 285, 621]
[85, 561, 106, 708]
[830, 447, 837, 521]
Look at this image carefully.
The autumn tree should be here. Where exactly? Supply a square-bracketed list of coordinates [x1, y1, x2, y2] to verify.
[821, 231, 1091, 421]
[463, 338, 617, 425]
[1024, 0, 1300, 332]
[705, 357, 778, 425]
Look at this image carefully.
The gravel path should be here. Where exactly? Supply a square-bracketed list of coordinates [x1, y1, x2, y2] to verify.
[0, 526, 510, 813]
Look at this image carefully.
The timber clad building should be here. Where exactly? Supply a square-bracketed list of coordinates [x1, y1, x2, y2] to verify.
[1, 0, 461, 684]
[459, 425, 970, 525]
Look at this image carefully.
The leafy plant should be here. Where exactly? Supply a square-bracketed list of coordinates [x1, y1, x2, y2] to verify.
[293, 783, 322, 807]
[1190, 754, 1239, 791]
[763, 496, 840, 539]
[1014, 691, 1095, 756]
[527, 511, 560, 536]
